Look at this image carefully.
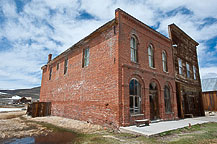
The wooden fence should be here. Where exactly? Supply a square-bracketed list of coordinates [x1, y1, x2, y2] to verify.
[27, 102, 51, 117]
[202, 91, 217, 111]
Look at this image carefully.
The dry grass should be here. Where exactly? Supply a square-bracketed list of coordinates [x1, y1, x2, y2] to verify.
[0, 111, 26, 119]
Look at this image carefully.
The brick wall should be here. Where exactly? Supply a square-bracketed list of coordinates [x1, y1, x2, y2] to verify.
[40, 9, 179, 128]
[116, 9, 178, 126]
[40, 20, 120, 128]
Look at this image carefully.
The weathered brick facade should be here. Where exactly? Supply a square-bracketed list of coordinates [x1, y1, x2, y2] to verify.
[40, 9, 181, 128]
[168, 24, 205, 118]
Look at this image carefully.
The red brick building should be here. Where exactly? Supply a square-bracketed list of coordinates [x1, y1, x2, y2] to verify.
[40, 9, 179, 128]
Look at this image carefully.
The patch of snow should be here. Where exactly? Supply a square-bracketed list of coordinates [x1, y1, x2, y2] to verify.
[0, 108, 23, 112]
[3, 95, 21, 100]
[11, 95, 21, 100]
[0, 92, 8, 95]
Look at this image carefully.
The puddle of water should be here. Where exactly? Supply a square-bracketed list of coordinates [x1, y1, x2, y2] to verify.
[1, 131, 77, 144]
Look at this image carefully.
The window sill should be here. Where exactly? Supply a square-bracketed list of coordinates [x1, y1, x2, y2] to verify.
[149, 66, 156, 70]
[82, 65, 89, 68]
[130, 114, 144, 117]
[131, 61, 139, 65]
[163, 71, 169, 74]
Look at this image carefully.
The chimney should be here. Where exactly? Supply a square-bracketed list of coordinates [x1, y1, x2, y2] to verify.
[48, 54, 52, 63]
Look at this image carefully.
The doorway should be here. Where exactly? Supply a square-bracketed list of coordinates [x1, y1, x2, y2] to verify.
[149, 82, 159, 120]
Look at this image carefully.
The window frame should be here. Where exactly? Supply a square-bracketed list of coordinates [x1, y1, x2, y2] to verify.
[178, 58, 182, 75]
[130, 36, 138, 63]
[148, 44, 154, 68]
[193, 65, 197, 80]
[129, 79, 141, 115]
[49, 66, 52, 80]
[164, 85, 172, 113]
[83, 48, 90, 67]
[56, 62, 59, 70]
[162, 51, 168, 72]
[64, 58, 68, 75]
[186, 62, 190, 78]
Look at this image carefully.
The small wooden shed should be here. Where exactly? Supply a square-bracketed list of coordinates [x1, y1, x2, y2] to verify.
[202, 78, 217, 111]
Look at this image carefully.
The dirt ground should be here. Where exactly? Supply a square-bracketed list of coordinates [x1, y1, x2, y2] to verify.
[0, 111, 51, 139]
[25, 115, 103, 133]
[1, 111, 217, 144]
[0, 110, 102, 140]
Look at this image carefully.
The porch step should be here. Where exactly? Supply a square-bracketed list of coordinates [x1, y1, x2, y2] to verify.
[135, 119, 150, 127]
[185, 114, 193, 118]
[150, 119, 162, 123]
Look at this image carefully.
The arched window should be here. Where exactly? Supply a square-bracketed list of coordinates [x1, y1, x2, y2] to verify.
[162, 51, 168, 72]
[148, 44, 154, 68]
[164, 85, 172, 113]
[129, 79, 141, 114]
[130, 36, 137, 62]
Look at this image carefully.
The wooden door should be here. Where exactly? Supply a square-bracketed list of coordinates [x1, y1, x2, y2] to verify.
[149, 92, 159, 120]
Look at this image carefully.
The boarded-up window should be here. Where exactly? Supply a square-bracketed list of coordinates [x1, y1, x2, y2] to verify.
[64, 58, 68, 74]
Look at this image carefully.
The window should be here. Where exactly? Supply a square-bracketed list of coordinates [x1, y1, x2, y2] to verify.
[49, 67, 52, 80]
[162, 51, 168, 72]
[129, 79, 141, 114]
[164, 85, 172, 113]
[83, 48, 89, 67]
[178, 58, 182, 75]
[148, 44, 154, 68]
[186, 63, 190, 78]
[130, 36, 137, 62]
[193, 66, 196, 80]
[56, 62, 59, 70]
[64, 58, 68, 75]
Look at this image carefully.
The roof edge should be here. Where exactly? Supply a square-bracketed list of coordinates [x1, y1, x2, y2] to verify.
[42, 18, 116, 68]
[168, 23, 199, 46]
[116, 8, 171, 42]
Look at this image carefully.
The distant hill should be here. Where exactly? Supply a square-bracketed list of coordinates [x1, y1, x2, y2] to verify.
[0, 86, 40, 100]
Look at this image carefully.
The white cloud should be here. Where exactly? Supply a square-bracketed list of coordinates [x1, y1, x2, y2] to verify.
[1, 0, 17, 18]
[200, 67, 217, 79]
[186, 0, 217, 19]
[0, 0, 217, 89]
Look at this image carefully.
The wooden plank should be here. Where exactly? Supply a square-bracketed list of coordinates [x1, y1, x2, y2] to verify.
[202, 92, 217, 111]
[27, 102, 51, 117]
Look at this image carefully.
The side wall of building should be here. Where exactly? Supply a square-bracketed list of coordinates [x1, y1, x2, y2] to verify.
[202, 91, 217, 111]
[116, 9, 178, 126]
[40, 22, 120, 128]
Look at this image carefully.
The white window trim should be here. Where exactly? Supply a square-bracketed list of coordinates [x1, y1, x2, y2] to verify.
[130, 36, 137, 63]
[186, 62, 190, 78]
[83, 48, 90, 67]
[148, 45, 154, 68]
[193, 65, 197, 80]
[129, 78, 141, 115]
[178, 58, 182, 75]
[162, 51, 168, 72]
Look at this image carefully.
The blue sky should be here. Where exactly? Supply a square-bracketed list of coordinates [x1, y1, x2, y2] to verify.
[0, 0, 217, 89]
